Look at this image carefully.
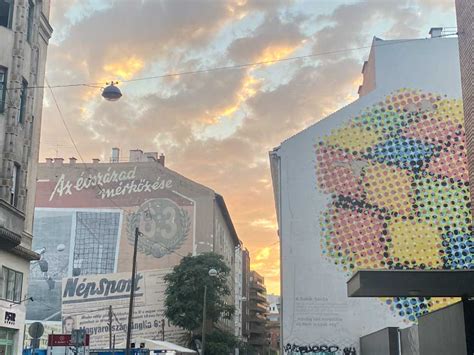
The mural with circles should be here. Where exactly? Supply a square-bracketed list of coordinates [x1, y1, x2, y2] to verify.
[316, 89, 471, 322]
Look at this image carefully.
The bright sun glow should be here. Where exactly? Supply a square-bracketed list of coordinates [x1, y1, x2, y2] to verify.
[256, 45, 297, 65]
[103, 56, 144, 81]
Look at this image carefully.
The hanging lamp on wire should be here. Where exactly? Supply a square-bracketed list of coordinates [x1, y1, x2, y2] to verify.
[102, 81, 122, 101]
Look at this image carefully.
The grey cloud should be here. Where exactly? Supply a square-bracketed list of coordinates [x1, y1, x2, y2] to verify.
[40, 0, 455, 266]
[227, 13, 307, 63]
[313, 0, 425, 57]
[416, 0, 454, 11]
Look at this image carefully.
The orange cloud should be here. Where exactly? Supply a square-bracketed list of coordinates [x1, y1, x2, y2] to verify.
[251, 244, 280, 294]
[205, 74, 261, 123]
[103, 55, 144, 81]
[256, 45, 298, 64]
[250, 218, 278, 231]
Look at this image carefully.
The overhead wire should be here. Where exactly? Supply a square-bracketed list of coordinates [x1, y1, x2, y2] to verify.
[39, 30, 445, 264]
[112, 311, 128, 333]
[46, 79, 188, 259]
[6, 33, 457, 92]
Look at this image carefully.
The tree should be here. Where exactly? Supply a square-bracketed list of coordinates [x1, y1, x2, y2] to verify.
[202, 329, 239, 355]
[164, 252, 235, 333]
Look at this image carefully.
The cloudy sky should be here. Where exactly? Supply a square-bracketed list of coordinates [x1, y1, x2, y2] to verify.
[41, 0, 456, 294]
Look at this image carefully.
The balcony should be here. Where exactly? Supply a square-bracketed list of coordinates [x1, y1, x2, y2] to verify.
[249, 301, 267, 313]
[0, 225, 21, 248]
[250, 324, 266, 334]
[249, 313, 267, 323]
[250, 292, 267, 304]
[251, 281, 266, 293]
[248, 336, 267, 347]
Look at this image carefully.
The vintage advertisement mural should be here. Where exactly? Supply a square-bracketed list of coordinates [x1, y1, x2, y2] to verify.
[272, 39, 467, 354]
[61, 269, 184, 348]
[27, 163, 197, 326]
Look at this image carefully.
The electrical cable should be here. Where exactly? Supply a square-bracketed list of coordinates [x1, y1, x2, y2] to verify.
[6, 33, 457, 92]
[45, 81, 189, 260]
[47, 78, 277, 259]
[112, 311, 128, 333]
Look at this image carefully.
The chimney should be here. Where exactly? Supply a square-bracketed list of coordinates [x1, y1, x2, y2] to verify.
[45, 158, 53, 167]
[159, 153, 165, 166]
[129, 149, 143, 162]
[54, 158, 64, 167]
[69, 157, 77, 165]
[92, 158, 100, 164]
[429, 27, 443, 38]
[111, 147, 120, 163]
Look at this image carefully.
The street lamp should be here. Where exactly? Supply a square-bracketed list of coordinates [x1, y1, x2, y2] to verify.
[102, 82, 122, 101]
[202, 268, 217, 355]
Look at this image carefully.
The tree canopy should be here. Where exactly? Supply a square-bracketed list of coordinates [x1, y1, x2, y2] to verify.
[164, 252, 235, 332]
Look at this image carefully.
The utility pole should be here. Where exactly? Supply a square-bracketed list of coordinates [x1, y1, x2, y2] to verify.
[201, 268, 217, 355]
[109, 305, 113, 350]
[202, 285, 207, 355]
[161, 319, 165, 341]
[126, 227, 140, 355]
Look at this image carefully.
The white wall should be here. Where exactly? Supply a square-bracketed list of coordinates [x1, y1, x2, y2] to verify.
[274, 36, 463, 354]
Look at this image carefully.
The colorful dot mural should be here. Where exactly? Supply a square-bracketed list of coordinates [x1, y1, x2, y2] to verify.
[316, 89, 471, 322]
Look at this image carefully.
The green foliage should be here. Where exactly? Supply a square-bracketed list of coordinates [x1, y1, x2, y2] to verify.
[204, 329, 239, 355]
[164, 252, 235, 331]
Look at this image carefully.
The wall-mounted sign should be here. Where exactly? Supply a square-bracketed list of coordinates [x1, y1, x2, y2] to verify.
[4, 311, 16, 326]
[47, 334, 90, 347]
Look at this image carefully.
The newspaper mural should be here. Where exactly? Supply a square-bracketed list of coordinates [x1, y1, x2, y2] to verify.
[27, 166, 195, 329]
[61, 269, 184, 348]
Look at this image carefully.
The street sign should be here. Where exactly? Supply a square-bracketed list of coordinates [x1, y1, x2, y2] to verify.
[30, 338, 40, 349]
[28, 322, 44, 339]
[48, 334, 90, 347]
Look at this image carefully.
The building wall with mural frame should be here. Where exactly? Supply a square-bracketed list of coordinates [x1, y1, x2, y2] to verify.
[27, 157, 240, 346]
[271, 35, 468, 354]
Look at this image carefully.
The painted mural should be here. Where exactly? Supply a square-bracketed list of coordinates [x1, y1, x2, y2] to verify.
[316, 89, 469, 322]
[27, 165, 196, 325]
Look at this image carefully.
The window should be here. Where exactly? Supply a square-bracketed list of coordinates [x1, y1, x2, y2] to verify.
[0, 0, 13, 28]
[1, 267, 22, 303]
[0, 67, 6, 113]
[18, 78, 27, 123]
[26, 0, 33, 42]
[10, 163, 20, 207]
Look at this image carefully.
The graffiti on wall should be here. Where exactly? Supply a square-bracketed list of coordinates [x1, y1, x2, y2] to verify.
[316, 89, 470, 322]
[284, 343, 356, 354]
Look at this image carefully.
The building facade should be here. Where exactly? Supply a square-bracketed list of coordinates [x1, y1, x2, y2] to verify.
[456, 1, 474, 208]
[271, 30, 468, 354]
[26, 149, 240, 347]
[0, 0, 52, 353]
[241, 248, 250, 344]
[248, 271, 268, 354]
[266, 294, 280, 354]
[234, 246, 243, 340]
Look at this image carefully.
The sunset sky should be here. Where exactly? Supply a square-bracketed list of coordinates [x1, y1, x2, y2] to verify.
[40, 0, 456, 294]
